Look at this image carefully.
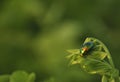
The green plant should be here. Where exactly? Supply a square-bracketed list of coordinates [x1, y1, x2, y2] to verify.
[67, 37, 120, 82]
[0, 71, 36, 82]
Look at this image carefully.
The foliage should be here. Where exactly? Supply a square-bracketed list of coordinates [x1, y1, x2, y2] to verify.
[67, 37, 119, 82]
[0, 0, 120, 82]
[0, 71, 35, 82]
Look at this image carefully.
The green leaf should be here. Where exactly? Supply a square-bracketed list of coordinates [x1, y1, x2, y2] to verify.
[10, 71, 29, 82]
[80, 58, 112, 75]
[109, 77, 115, 82]
[0, 75, 10, 82]
[87, 51, 107, 60]
[66, 49, 80, 60]
[27, 73, 36, 82]
[67, 49, 85, 65]
[102, 75, 108, 82]
[67, 49, 80, 54]
[83, 37, 92, 43]
[93, 45, 103, 51]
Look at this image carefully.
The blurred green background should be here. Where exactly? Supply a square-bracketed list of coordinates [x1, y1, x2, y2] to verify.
[0, 0, 120, 82]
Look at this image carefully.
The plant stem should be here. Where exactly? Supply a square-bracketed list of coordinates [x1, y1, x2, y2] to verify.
[89, 37, 120, 82]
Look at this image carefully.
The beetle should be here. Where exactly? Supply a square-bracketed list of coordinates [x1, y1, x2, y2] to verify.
[80, 42, 94, 56]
